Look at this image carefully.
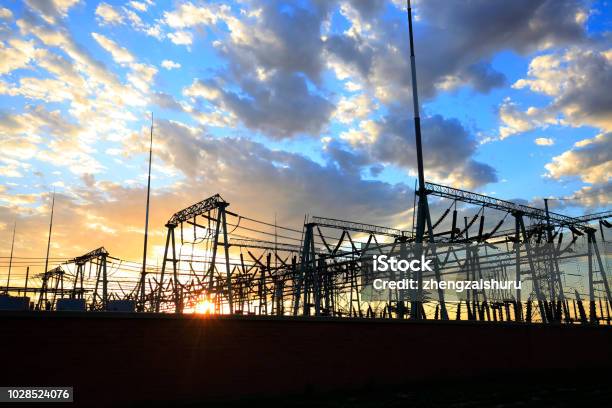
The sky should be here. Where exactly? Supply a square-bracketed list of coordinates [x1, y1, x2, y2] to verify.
[0, 0, 611, 266]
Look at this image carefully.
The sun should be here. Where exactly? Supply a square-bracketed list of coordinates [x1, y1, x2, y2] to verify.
[195, 299, 215, 314]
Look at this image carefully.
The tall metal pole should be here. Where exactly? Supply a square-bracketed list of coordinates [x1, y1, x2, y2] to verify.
[407, 0, 426, 201]
[24, 266, 29, 306]
[139, 113, 154, 312]
[5, 221, 16, 293]
[42, 191, 55, 308]
[544, 198, 568, 321]
[407, 0, 428, 318]
[544, 198, 556, 304]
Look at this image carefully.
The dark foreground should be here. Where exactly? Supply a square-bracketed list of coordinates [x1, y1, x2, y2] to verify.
[1, 312, 610, 407]
[173, 374, 612, 408]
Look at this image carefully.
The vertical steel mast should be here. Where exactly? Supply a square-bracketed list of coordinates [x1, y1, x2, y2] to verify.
[407, 0, 428, 318]
[407, 0, 426, 199]
[5, 221, 16, 293]
[40, 191, 55, 309]
[406, 0, 449, 320]
[139, 114, 154, 312]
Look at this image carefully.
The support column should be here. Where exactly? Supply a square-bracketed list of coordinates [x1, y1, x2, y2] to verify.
[221, 206, 234, 314]
[155, 227, 172, 313]
[517, 213, 547, 323]
[102, 254, 108, 310]
[514, 214, 522, 321]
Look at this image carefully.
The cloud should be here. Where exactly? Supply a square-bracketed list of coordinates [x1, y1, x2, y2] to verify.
[122, 119, 414, 227]
[95, 3, 124, 25]
[0, 105, 108, 176]
[168, 0, 586, 142]
[566, 182, 612, 209]
[0, 12, 162, 182]
[16, 14, 125, 92]
[0, 157, 31, 178]
[333, 93, 375, 124]
[496, 97, 561, 140]
[184, 73, 334, 138]
[0, 117, 415, 263]
[215, 1, 332, 83]
[92, 33, 135, 65]
[94, 2, 162, 39]
[0, 39, 38, 74]
[152, 92, 187, 112]
[541, 182, 612, 211]
[162, 1, 230, 47]
[512, 45, 612, 132]
[167, 30, 192, 46]
[163, 1, 223, 29]
[494, 40, 610, 207]
[534, 137, 554, 146]
[128, 1, 148, 12]
[24, 0, 81, 24]
[161, 60, 181, 70]
[337, 112, 497, 188]
[166, 1, 336, 137]
[545, 132, 611, 184]
[0, 7, 13, 20]
[325, 0, 586, 104]
[91, 33, 157, 93]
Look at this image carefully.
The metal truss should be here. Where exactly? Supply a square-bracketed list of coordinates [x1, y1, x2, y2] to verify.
[166, 194, 227, 227]
[572, 211, 612, 223]
[36, 265, 64, 279]
[311, 216, 409, 238]
[66, 247, 109, 265]
[229, 238, 304, 254]
[424, 182, 592, 227]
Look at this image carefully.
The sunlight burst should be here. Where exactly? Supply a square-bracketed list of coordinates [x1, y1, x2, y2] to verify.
[194, 299, 215, 314]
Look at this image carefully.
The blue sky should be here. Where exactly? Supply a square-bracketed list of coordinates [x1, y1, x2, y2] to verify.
[0, 0, 610, 260]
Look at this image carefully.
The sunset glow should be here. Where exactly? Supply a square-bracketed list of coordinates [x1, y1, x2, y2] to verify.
[194, 299, 215, 315]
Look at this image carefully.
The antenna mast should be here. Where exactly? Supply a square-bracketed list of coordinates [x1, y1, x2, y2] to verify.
[5, 221, 16, 293]
[40, 190, 55, 309]
[139, 113, 154, 312]
[407, 0, 426, 242]
[407, 0, 433, 319]
[43, 191, 55, 276]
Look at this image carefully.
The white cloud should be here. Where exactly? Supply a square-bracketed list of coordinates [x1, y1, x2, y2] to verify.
[128, 1, 147, 12]
[127, 62, 157, 93]
[163, 2, 223, 29]
[144, 24, 163, 39]
[498, 98, 558, 140]
[92, 33, 135, 65]
[333, 94, 374, 124]
[95, 3, 124, 25]
[0, 7, 13, 20]
[161, 60, 181, 70]
[545, 132, 611, 184]
[2, 18, 156, 180]
[534, 137, 554, 146]
[167, 31, 193, 46]
[340, 120, 378, 145]
[183, 80, 221, 100]
[0, 39, 38, 75]
[512, 46, 612, 132]
[344, 81, 362, 92]
[25, 0, 80, 23]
